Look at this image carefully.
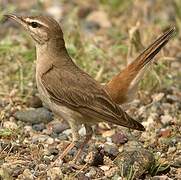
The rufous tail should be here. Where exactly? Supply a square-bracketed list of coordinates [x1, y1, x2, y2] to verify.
[105, 27, 175, 105]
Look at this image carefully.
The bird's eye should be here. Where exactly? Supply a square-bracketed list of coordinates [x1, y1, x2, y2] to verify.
[30, 22, 39, 28]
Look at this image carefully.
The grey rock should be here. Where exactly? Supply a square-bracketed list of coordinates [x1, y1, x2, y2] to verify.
[32, 123, 45, 131]
[111, 132, 128, 145]
[114, 148, 155, 179]
[104, 143, 119, 159]
[32, 135, 50, 143]
[14, 107, 53, 124]
[51, 121, 69, 134]
[166, 94, 178, 103]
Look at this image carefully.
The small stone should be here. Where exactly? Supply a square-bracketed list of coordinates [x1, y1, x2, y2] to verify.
[47, 167, 62, 179]
[172, 157, 181, 168]
[14, 107, 53, 124]
[58, 133, 68, 141]
[100, 165, 110, 171]
[111, 132, 128, 145]
[51, 121, 69, 134]
[166, 94, 178, 103]
[26, 95, 42, 108]
[22, 169, 34, 180]
[161, 115, 172, 125]
[43, 155, 54, 164]
[104, 166, 118, 178]
[114, 148, 155, 178]
[62, 129, 72, 136]
[24, 125, 32, 132]
[79, 126, 86, 136]
[46, 137, 54, 145]
[32, 123, 45, 131]
[32, 135, 49, 143]
[76, 172, 90, 180]
[12, 166, 24, 177]
[167, 146, 176, 154]
[85, 167, 97, 178]
[152, 175, 172, 180]
[104, 143, 119, 159]
[159, 129, 171, 138]
[3, 121, 18, 130]
[102, 130, 115, 138]
[49, 147, 59, 156]
[38, 164, 47, 171]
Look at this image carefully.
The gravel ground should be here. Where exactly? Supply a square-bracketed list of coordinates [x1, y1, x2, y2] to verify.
[0, 0, 180, 179]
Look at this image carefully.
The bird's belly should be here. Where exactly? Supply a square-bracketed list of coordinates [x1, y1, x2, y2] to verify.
[36, 75, 84, 123]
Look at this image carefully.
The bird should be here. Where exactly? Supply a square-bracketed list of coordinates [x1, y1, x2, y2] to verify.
[5, 14, 145, 163]
[5, 14, 175, 164]
[105, 27, 175, 105]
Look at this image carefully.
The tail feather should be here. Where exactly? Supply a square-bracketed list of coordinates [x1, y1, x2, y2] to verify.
[105, 27, 175, 104]
[135, 27, 175, 69]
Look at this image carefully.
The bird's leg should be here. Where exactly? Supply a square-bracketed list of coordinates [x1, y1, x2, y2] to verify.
[51, 120, 79, 167]
[72, 124, 93, 163]
[59, 120, 80, 160]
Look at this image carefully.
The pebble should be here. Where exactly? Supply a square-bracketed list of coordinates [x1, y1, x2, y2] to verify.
[51, 121, 69, 134]
[38, 163, 47, 171]
[49, 147, 59, 156]
[32, 134, 50, 143]
[100, 165, 110, 171]
[172, 156, 181, 168]
[152, 175, 172, 180]
[58, 133, 68, 141]
[62, 129, 72, 136]
[24, 125, 32, 132]
[43, 155, 54, 164]
[32, 123, 45, 131]
[47, 167, 62, 179]
[3, 121, 18, 130]
[166, 94, 178, 103]
[12, 165, 24, 177]
[114, 148, 155, 178]
[111, 132, 128, 145]
[167, 146, 176, 154]
[104, 143, 119, 158]
[46, 137, 54, 145]
[22, 169, 34, 180]
[79, 126, 86, 136]
[76, 172, 90, 180]
[158, 128, 171, 138]
[26, 95, 42, 108]
[161, 114, 173, 125]
[85, 167, 97, 178]
[14, 107, 53, 124]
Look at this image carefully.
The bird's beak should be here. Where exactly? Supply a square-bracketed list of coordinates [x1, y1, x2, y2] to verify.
[4, 14, 27, 28]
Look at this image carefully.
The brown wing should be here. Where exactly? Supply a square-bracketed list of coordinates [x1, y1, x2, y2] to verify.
[41, 65, 145, 131]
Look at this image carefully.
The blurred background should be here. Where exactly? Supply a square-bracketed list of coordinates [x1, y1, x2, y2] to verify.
[0, 1, 180, 179]
[0, 0, 180, 97]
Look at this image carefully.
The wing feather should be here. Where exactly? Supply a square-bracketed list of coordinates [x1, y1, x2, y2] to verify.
[41, 65, 145, 131]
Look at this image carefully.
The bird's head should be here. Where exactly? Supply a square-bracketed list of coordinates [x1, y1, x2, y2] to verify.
[4, 14, 64, 45]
